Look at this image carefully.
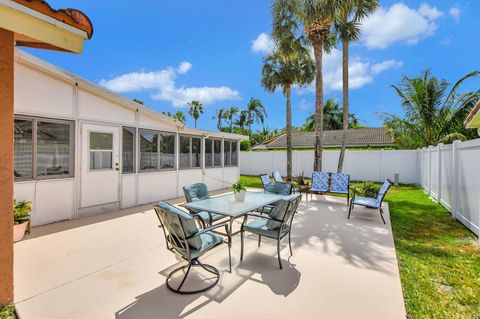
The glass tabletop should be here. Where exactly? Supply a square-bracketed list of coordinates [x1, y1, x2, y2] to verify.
[181, 191, 287, 217]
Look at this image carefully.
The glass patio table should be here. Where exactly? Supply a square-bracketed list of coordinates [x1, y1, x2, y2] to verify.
[181, 191, 288, 240]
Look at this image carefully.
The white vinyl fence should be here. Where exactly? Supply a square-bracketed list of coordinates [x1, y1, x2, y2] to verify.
[240, 149, 420, 184]
[419, 139, 480, 236]
[240, 139, 480, 236]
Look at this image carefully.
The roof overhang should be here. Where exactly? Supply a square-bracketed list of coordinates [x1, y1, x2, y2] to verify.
[180, 127, 248, 140]
[465, 100, 480, 129]
[0, 0, 93, 53]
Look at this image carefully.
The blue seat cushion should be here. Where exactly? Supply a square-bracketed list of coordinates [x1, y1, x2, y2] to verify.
[244, 218, 284, 238]
[353, 196, 380, 208]
[189, 232, 224, 259]
[196, 211, 225, 223]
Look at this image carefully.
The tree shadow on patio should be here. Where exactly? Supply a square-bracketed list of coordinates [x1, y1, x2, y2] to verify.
[292, 196, 398, 274]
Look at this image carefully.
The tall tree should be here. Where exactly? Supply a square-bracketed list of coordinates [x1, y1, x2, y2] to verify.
[273, 0, 340, 172]
[383, 69, 480, 149]
[235, 110, 249, 131]
[173, 111, 187, 124]
[302, 99, 359, 131]
[261, 49, 315, 179]
[212, 108, 226, 130]
[225, 107, 239, 132]
[246, 98, 267, 133]
[335, 0, 379, 173]
[187, 100, 204, 128]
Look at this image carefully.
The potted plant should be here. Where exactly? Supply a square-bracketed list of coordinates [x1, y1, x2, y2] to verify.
[231, 180, 247, 201]
[294, 172, 310, 193]
[13, 199, 32, 242]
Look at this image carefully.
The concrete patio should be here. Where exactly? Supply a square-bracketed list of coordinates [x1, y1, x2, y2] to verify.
[14, 190, 406, 319]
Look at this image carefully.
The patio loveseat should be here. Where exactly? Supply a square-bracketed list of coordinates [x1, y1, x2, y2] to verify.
[307, 172, 350, 205]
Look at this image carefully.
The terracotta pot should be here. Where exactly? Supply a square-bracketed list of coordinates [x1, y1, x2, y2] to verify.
[234, 190, 246, 202]
[13, 221, 29, 242]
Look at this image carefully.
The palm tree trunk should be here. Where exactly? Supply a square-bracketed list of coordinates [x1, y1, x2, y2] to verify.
[337, 38, 349, 173]
[313, 41, 324, 172]
[285, 85, 293, 179]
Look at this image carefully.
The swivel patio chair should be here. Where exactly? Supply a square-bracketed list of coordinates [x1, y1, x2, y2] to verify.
[272, 171, 300, 193]
[258, 181, 293, 214]
[153, 201, 231, 295]
[183, 183, 226, 228]
[348, 179, 392, 224]
[240, 193, 302, 269]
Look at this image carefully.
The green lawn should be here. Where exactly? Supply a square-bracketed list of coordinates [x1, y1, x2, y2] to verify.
[240, 175, 480, 318]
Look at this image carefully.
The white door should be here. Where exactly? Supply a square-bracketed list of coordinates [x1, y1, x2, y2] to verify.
[80, 123, 120, 208]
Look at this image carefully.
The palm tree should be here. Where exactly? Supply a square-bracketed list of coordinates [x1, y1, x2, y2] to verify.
[301, 99, 358, 131]
[262, 48, 315, 179]
[173, 111, 186, 124]
[383, 69, 479, 149]
[235, 110, 249, 130]
[273, 0, 340, 172]
[335, 0, 379, 173]
[187, 100, 204, 128]
[224, 107, 239, 132]
[212, 108, 226, 131]
[246, 98, 267, 133]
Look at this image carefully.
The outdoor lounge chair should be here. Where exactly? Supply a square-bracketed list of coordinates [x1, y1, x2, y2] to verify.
[240, 193, 302, 269]
[348, 179, 392, 224]
[183, 183, 226, 227]
[153, 201, 231, 295]
[307, 172, 350, 205]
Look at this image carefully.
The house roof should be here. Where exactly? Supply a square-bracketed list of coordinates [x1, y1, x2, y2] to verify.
[252, 127, 394, 149]
[464, 100, 480, 129]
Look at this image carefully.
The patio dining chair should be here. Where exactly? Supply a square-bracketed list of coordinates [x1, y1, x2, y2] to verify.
[153, 201, 231, 295]
[257, 182, 293, 214]
[260, 174, 271, 188]
[348, 179, 392, 224]
[272, 171, 300, 193]
[240, 193, 302, 269]
[183, 183, 226, 228]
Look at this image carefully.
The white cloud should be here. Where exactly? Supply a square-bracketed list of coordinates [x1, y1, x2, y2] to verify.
[361, 3, 443, 49]
[299, 48, 403, 93]
[449, 6, 461, 22]
[251, 33, 275, 54]
[371, 60, 404, 74]
[99, 62, 240, 107]
[177, 61, 192, 74]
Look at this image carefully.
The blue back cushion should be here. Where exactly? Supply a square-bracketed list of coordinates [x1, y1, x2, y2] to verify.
[154, 201, 202, 250]
[260, 174, 271, 187]
[266, 194, 302, 230]
[272, 171, 283, 183]
[330, 173, 350, 193]
[311, 172, 329, 192]
[183, 183, 210, 202]
[264, 182, 292, 195]
[377, 180, 392, 203]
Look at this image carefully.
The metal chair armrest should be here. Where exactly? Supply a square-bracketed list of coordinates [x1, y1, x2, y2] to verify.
[192, 221, 229, 237]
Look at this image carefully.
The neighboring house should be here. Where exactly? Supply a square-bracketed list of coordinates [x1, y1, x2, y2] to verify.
[251, 127, 394, 150]
[465, 100, 480, 136]
[13, 50, 245, 226]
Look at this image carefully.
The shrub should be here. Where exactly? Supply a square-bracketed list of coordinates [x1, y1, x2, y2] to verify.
[352, 182, 379, 197]
[240, 139, 251, 151]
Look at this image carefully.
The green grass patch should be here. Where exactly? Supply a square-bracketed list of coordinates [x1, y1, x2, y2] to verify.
[0, 305, 16, 319]
[241, 175, 480, 318]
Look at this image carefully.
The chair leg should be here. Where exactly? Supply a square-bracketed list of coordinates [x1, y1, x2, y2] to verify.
[240, 228, 244, 261]
[379, 208, 386, 224]
[176, 262, 192, 292]
[348, 202, 353, 219]
[288, 231, 293, 256]
[258, 235, 262, 247]
[277, 239, 283, 269]
[347, 192, 350, 207]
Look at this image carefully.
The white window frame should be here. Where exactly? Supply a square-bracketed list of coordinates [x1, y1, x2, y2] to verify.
[179, 134, 203, 170]
[205, 138, 222, 168]
[138, 128, 176, 173]
[121, 127, 136, 174]
[224, 139, 238, 167]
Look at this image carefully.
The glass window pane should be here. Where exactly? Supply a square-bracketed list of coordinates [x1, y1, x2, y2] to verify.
[14, 119, 33, 179]
[191, 137, 202, 168]
[160, 133, 175, 169]
[179, 136, 190, 169]
[90, 151, 112, 169]
[90, 132, 113, 150]
[224, 140, 231, 166]
[205, 139, 213, 168]
[214, 140, 221, 166]
[122, 127, 135, 173]
[231, 141, 238, 166]
[37, 121, 71, 176]
[140, 129, 158, 171]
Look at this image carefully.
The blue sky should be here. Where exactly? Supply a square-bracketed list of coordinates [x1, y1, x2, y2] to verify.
[25, 0, 480, 131]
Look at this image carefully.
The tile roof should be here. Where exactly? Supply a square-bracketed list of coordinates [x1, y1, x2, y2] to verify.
[253, 127, 394, 149]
